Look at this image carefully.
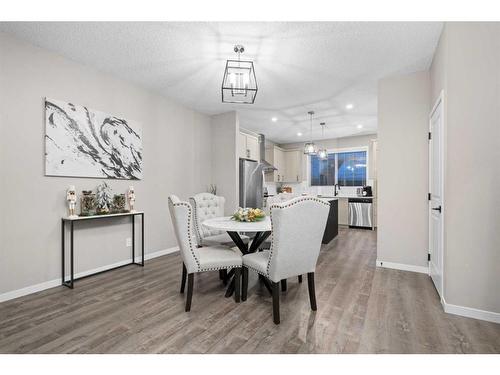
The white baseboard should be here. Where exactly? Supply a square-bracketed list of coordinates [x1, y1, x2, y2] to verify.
[376, 259, 429, 274]
[442, 298, 500, 324]
[0, 246, 179, 303]
[375, 261, 500, 323]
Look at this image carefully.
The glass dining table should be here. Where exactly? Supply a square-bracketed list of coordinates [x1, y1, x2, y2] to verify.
[202, 216, 271, 297]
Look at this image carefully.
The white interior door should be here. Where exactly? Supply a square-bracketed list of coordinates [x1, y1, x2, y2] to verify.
[429, 93, 444, 298]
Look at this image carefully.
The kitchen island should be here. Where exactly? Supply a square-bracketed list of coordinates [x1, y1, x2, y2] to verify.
[318, 196, 339, 244]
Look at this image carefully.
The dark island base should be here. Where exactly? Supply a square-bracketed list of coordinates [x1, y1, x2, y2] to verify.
[322, 199, 339, 244]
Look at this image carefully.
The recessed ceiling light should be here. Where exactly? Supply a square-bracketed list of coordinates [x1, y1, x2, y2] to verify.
[357, 124, 363, 129]
[297, 132, 303, 137]
[271, 117, 278, 122]
[346, 103, 354, 110]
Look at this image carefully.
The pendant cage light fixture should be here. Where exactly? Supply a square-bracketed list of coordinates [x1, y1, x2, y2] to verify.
[222, 45, 258, 104]
[304, 111, 317, 155]
[317, 122, 328, 160]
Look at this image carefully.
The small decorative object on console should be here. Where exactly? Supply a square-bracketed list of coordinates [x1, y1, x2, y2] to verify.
[95, 182, 112, 215]
[80, 190, 96, 216]
[112, 194, 127, 213]
[128, 186, 136, 212]
[231, 207, 266, 222]
[66, 185, 78, 219]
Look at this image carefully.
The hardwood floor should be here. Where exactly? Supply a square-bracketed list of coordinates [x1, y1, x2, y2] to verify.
[0, 227, 499, 353]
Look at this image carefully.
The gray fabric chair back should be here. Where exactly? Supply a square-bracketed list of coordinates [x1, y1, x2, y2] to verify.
[168, 195, 200, 273]
[189, 193, 225, 244]
[266, 196, 330, 282]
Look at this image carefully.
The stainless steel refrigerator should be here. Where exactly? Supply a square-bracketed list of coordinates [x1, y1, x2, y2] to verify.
[239, 158, 263, 209]
[239, 134, 277, 209]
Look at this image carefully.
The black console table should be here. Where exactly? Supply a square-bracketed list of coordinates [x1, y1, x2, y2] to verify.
[61, 211, 144, 289]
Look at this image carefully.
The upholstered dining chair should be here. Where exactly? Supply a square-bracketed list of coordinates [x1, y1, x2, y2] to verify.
[241, 196, 330, 324]
[168, 195, 243, 311]
[190, 192, 249, 247]
[262, 192, 303, 285]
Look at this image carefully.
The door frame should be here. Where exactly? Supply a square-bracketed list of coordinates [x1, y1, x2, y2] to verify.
[428, 90, 446, 302]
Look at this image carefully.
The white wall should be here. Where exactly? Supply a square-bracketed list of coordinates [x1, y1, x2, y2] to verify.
[431, 23, 500, 314]
[211, 111, 239, 215]
[0, 32, 212, 296]
[377, 71, 430, 269]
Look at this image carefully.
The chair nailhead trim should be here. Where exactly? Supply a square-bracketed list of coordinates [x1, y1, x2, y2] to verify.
[199, 265, 242, 272]
[189, 197, 203, 246]
[266, 196, 330, 275]
[169, 198, 201, 271]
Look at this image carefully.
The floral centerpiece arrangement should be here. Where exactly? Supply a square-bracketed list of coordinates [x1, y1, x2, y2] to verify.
[231, 207, 266, 222]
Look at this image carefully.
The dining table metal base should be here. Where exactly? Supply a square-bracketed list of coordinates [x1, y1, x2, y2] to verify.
[223, 230, 271, 298]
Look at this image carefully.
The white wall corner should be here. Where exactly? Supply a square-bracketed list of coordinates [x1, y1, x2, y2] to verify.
[376, 259, 429, 274]
[0, 246, 179, 304]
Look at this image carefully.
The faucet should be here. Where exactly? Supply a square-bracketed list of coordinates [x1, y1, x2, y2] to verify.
[334, 184, 339, 196]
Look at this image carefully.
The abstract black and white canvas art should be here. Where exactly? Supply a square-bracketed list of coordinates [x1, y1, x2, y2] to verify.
[45, 98, 143, 179]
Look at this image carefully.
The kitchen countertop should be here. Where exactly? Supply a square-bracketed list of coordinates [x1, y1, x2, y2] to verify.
[324, 195, 375, 199]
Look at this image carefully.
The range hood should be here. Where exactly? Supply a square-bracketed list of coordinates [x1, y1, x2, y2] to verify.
[258, 134, 277, 171]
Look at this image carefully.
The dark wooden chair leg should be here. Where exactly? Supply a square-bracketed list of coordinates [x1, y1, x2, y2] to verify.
[234, 267, 241, 303]
[272, 281, 280, 324]
[242, 267, 248, 301]
[219, 270, 224, 280]
[298, 275, 303, 283]
[185, 273, 194, 312]
[281, 279, 287, 292]
[307, 272, 317, 311]
[222, 269, 229, 285]
[180, 263, 187, 293]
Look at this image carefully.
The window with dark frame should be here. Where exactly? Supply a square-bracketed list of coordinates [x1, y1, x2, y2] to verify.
[310, 150, 367, 187]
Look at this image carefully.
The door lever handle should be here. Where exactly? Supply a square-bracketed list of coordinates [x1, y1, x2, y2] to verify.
[432, 206, 442, 213]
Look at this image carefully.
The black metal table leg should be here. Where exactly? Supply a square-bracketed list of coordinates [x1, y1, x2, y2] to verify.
[224, 230, 271, 298]
[227, 231, 249, 254]
[61, 219, 65, 285]
[70, 221, 74, 289]
[132, 214, 135, 263]
[249, 231, 271, 252]
[141, 213, 144, 266]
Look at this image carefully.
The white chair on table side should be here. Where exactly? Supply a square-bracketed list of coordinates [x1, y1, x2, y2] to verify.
[241, 196, 330, 324]
[190, 193, 249, 247]
[168, 195, 242, 311]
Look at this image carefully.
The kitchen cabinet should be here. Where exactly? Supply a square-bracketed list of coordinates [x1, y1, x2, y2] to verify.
[238, 132, 260, 161]
[238, 133, 247, 159]
[264, 145, 286, 182]
[283, 150, 302, 182]
[246, 135, 259, 160]
[338, 198, 349, 226]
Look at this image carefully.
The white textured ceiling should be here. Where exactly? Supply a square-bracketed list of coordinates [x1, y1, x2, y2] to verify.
[0, 22, 442, 143]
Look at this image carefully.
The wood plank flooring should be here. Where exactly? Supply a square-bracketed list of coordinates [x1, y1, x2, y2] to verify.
[0, 227, 499, 353]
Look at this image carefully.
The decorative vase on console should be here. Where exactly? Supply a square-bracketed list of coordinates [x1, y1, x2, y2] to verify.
[80, 190, 96, 216]
[112, 194, 126, 213]
[66, 185, 78, 219]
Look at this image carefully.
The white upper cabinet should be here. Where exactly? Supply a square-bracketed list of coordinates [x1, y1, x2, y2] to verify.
[246, 135, 259, 161]
[238, 132, 260, 161]
[283, 150, 302, 182]
[264, 146, 302, 183]
[238, 132, 247, 159]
